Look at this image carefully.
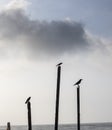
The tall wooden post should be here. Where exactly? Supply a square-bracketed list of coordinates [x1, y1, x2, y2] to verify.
[27, 102, 32, 130]
[74, 79, 82, 130]
[54, 63, 62, 130]
[77, 85, 80, 130]
[25, 97, 32, 130]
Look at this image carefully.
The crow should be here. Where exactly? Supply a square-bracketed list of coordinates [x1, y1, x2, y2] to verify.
[56, 62, 63, 66]
[25, 97, 31, 104]
[74, 79, 83, 86]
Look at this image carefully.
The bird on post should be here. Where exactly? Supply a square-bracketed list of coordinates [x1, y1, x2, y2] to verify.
[74, 79, 83, 86]
[25, 97, 31, 104]
[56, 62, 63, 67]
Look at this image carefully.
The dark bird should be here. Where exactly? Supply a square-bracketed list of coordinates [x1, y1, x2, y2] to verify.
[56, 62, 63, 66]
[25, 97, 31, 104]
[74, 79, 83, 86]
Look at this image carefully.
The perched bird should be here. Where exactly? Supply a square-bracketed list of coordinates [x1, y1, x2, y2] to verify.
[25, 97, 31, 104]
[56, 62, 63, 66]
[74, 79, 83, 86]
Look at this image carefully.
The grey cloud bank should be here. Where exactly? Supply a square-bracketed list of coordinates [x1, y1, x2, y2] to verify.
[0, 7, 105, 58]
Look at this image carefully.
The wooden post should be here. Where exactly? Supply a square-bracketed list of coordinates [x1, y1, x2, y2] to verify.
[25, 97, 32, 130]
[77, 85, 80, 130]
[27, 102, 32, 130]
[74, 79, 82, 130]
[7, 122, 11, 130]
[54, 64, 62, 130]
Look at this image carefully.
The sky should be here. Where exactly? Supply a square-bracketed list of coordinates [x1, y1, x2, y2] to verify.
[0, 0, 112, 125]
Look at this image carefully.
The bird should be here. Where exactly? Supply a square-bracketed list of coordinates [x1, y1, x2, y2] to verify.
[25, 97, 31, 104]
[74, 79, 83, 86]
[56, 62, 63, 67]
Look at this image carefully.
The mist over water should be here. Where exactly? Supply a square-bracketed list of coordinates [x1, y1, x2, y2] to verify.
[1, 123, 112, 130]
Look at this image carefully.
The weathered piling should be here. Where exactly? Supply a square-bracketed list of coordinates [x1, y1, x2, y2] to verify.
[54, 63, 62, 130]
[25, 97, 32, 130]
[74, 79, 83, 130]
[7, 122, 11, 130]
[77, 85, 80, 130]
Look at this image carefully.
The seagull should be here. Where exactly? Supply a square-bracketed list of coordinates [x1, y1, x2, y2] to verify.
[56, 62, 63, 67]
[74, 79, 83, 86]
[25, 97, 31, 104]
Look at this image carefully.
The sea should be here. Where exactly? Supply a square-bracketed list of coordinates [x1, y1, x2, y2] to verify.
[1, 123, 112, 130]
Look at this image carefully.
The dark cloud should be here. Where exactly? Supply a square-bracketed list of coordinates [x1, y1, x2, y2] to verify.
[0, 8, 90, 58]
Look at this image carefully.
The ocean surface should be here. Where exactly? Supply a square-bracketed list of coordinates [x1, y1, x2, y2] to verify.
[1, 123, 112, 130]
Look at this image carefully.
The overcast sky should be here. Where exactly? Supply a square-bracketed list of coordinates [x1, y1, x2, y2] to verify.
[0, 0, 112, 125]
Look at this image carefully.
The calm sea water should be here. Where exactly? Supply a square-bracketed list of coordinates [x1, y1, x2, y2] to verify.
[1, 123, 112, 130]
